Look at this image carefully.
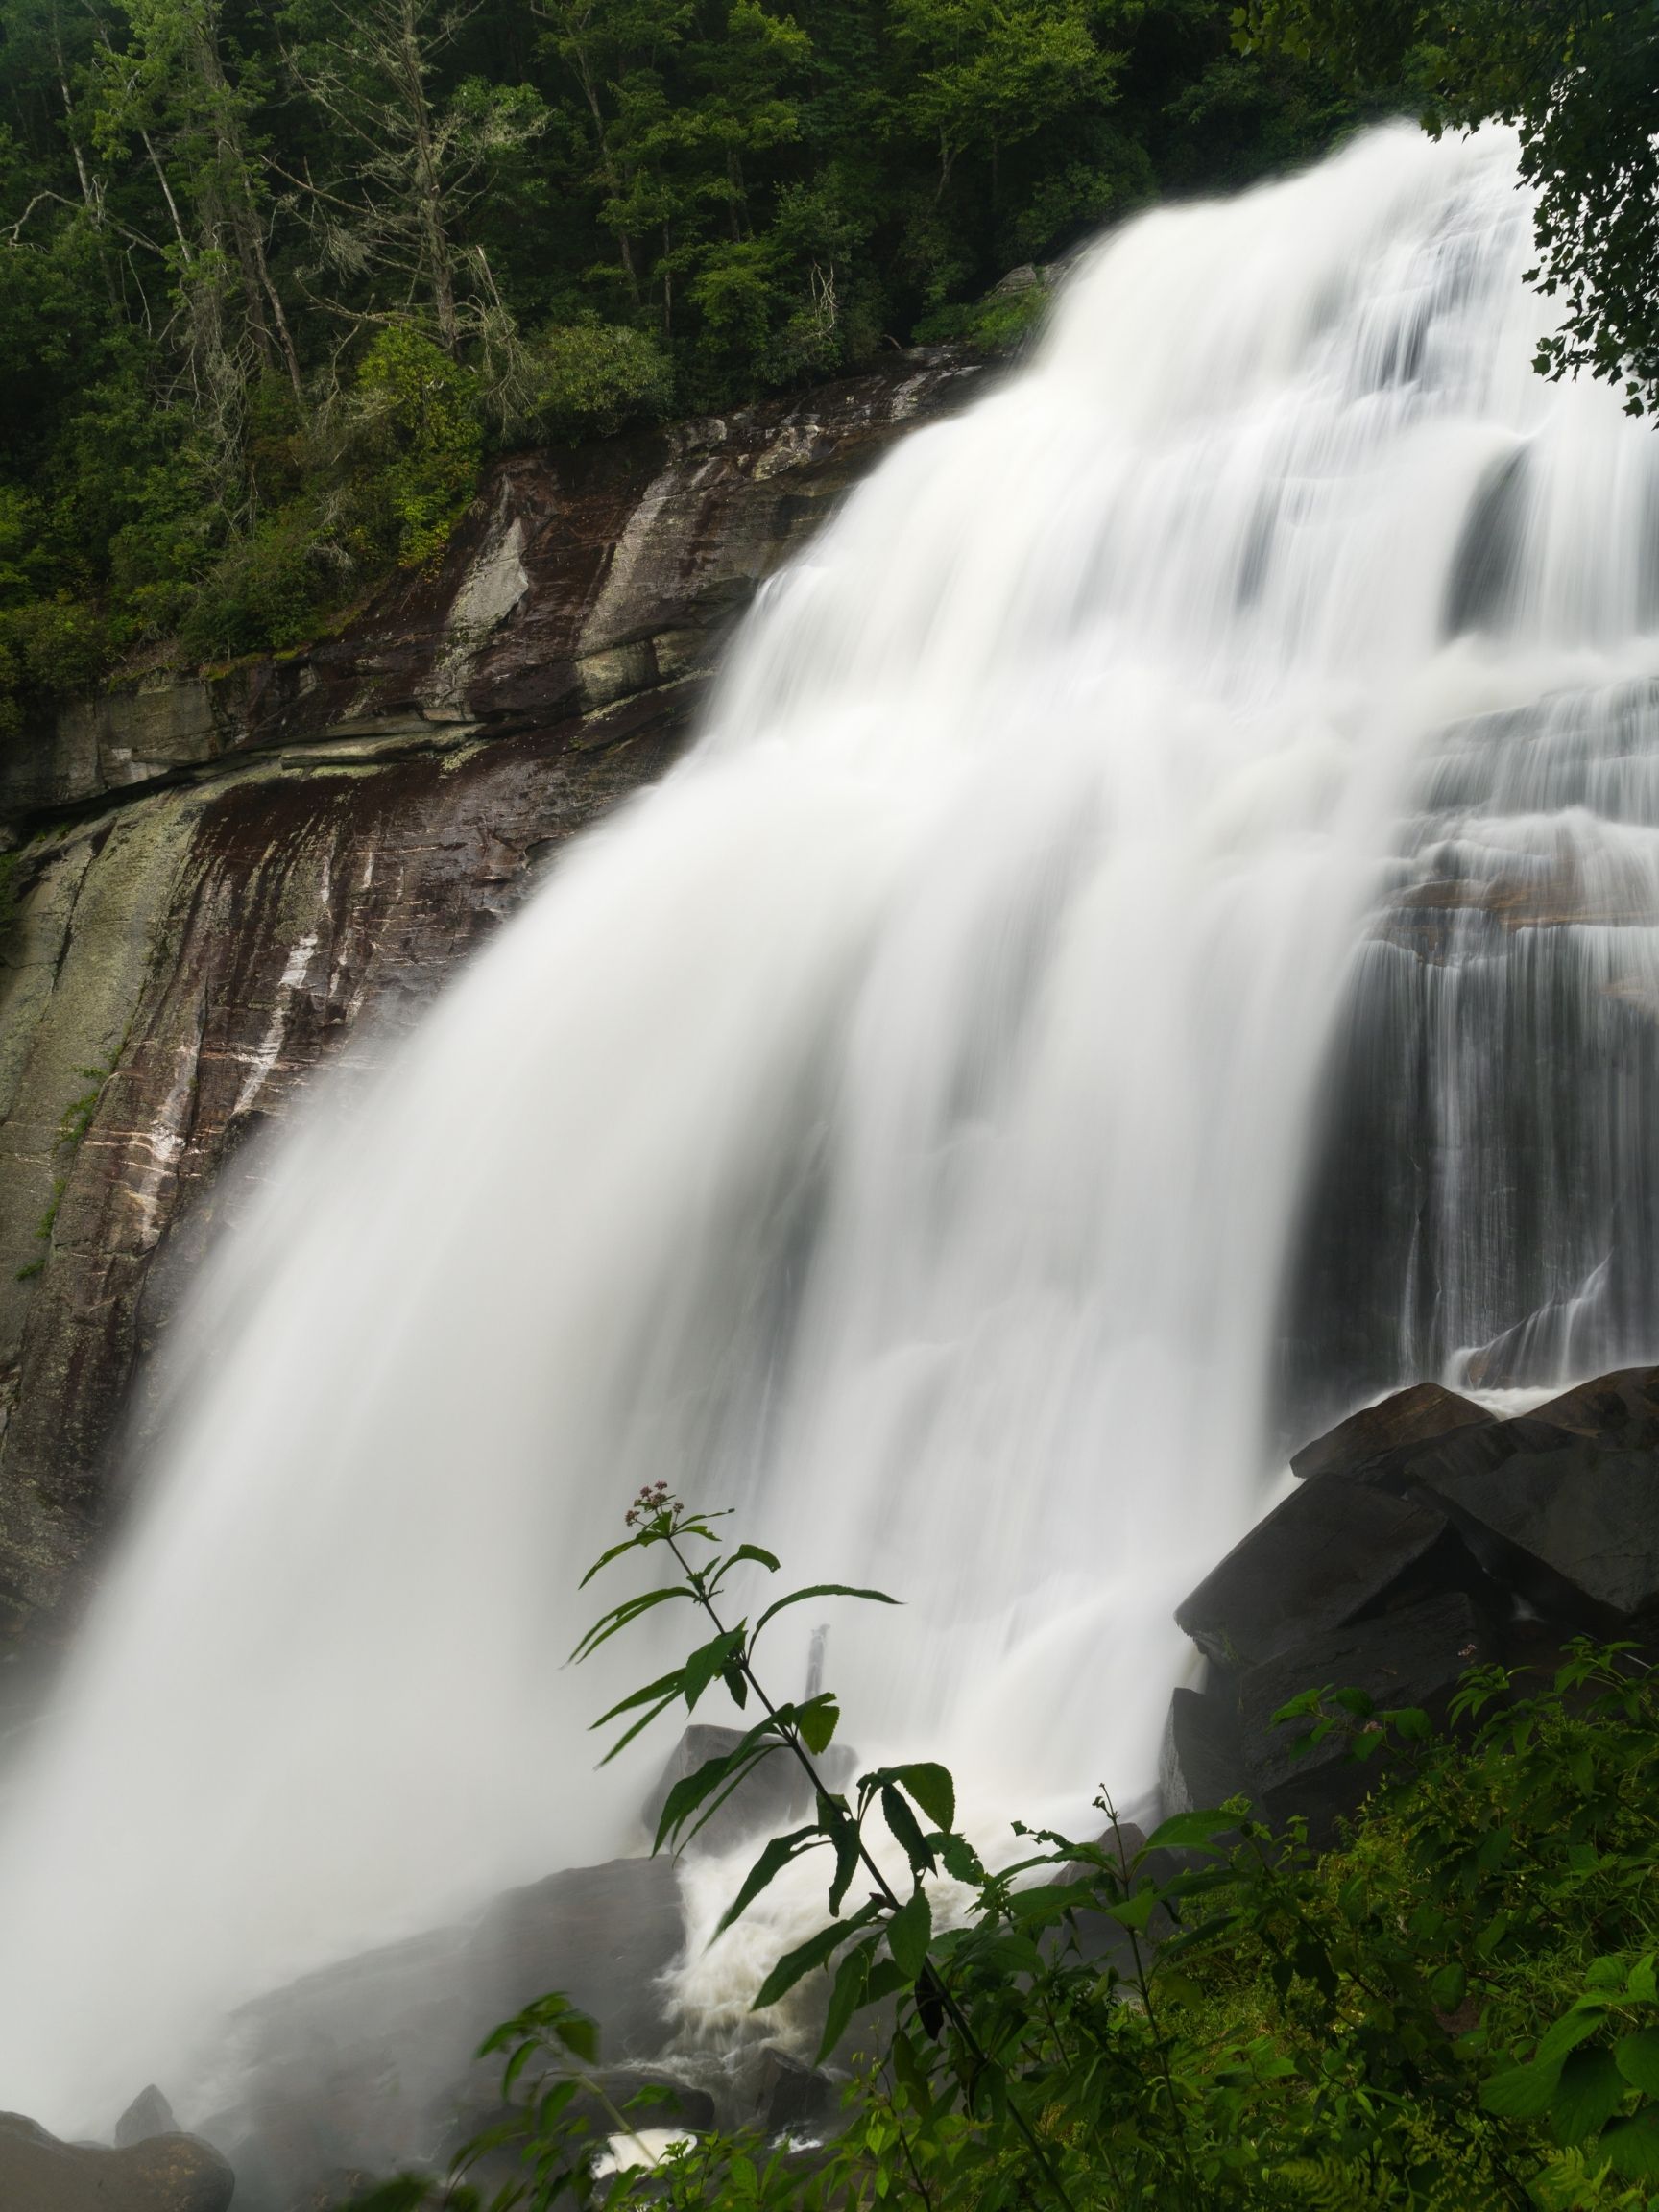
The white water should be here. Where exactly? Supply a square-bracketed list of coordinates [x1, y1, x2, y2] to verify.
[4, 122, 1659, 2135]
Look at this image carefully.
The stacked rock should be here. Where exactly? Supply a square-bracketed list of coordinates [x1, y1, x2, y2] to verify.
[1161, 1368, 1659, 1840]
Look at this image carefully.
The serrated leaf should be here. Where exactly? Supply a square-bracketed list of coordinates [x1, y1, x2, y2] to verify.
[817, 1937, 876, 2062]
[754, 1583, 900, 1638]
[827, 1804, 862, 1915]
[684, 1628, 746, 1712]
[1628, 1955, 1659, 2005]
[594, 1688, 682, 1767]
[1430, 1963, 1467, 2012]
[1616, 2030, 1659, 2095]
[1602, 2110, 1659, 2180]
[795, 1693, 839, 1755]
[579, 1534, 644, 1588]
[1145, 1811, 1233, 1854]
[1552, 2047, 1627, 2145]
[654, 1746, 753, 1850]
[553, 2008, 599, 2062]
[731, 1544, 781, 1573]
[890, 2025, 935, 2116]
[1538, 2005, 1610, 2065]
[1107, 1886, 1158, 1934]
[886, 1887, 932, 1981]
[752, 1900, 879, 2010]
[881, 1785, 936, 1878]
[893, 1763, 954, 1832]
[570, 1585, 690, 1663]
[715, 1825, 823, 1936]
[1481, 2061, 1560, 2119]
[592, 1667, 686, 1729]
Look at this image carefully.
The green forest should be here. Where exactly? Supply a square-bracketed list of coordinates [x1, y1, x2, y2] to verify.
[0, 0, 1356, 737]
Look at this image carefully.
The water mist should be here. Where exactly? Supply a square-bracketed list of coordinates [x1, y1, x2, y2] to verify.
[2, 122, 1658, 2136]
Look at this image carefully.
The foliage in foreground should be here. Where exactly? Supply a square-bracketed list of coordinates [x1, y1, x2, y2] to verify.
[349, 1486, 1659, 2212]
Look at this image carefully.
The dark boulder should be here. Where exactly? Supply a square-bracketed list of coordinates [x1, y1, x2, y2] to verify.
[226, 1855, 686, 2210]
[1174, 1476, 1476, 1669]
[753, 2048, 833, 2138]
[1291, 1382, 1493, 1480]
[1406, 1439, 1659, 1624]
[1235, 1589, 1495, 1839]
[1527, 1366, 1659, 1450]
[473, 1856, 685, 2059]
[0, 2112, 233, 2212]
[1158, 1686, 1251, 1816]
[116, 2087, 179, 2149]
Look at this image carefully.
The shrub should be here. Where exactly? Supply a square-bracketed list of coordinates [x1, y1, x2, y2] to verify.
[345, 327, 487, 571]
[344, 1493, 1659, 2212]
[499, 321, 674, 447]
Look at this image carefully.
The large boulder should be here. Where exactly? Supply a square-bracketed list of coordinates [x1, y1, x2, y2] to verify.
[1157, 1687, 1251, 1816]
[224, 1854, 686, 2210]
[1233, 1589, 1496, 1839]
[115, 2087, 180, 2149]
[1174, 1476, 1478, 1669]
[0, 2112, 233, 2212]
[1290, 1382, 1493, 1479]
[1405, 1437, 1659, 1624]
[1312, 1368, 1659, 1625]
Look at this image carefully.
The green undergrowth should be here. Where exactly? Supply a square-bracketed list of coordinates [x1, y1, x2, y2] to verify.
[347, 1491, 1659, 2212]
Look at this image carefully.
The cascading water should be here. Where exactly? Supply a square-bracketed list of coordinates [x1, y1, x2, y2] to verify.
[2, 119, 1658, 2139]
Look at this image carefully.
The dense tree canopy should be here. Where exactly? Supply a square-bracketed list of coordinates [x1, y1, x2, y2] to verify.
[0, 0, 1353, 729]
[1238, 0, 1659, 416]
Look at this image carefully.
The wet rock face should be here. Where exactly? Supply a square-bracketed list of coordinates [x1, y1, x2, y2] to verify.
[0, 354, 981, 1648]
[1278, 676, 1659, 1439]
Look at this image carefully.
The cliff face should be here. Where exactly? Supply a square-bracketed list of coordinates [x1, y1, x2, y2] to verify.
[0, 353, 981, 1647]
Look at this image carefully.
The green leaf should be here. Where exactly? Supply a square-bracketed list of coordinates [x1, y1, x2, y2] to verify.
[752, 1900, 880, 2010]
[828, 1805, 863, 1916]
[592, 1667, 686, 1729]
[795, 1693, 839, 1756]
[684, 1628, 746, 1712]
[551, 2009, 599, 2064]
[1552, 2047, 1627, 2145]
[579, 1534, 644, 1588]
[886, 1887, 932, 1982]
[653, 1746, 754, 1850]
[1145, 1811, 1234, 1854]
[1480, 2061, 1560, 2119]
[893, 1763, 955, 1833]
[1430, 1963, 1467, 2012]
[881, 1786, 936, 1878]
[714, 1826, 822, 1936]
[1107, 1887, 1158, 1935]
[890, 2025, 936, 2117]
[1602, 2110, 1659, 2180]
[731, 1544, 781, 1573]
[1538, 2005, 1611, 2066]
[754, 1584, 900, 1639]
[817, 1937, 876, 2062]
[1616, 2030, 1659, 2095]
[570, 1585, 690, 1663]
[594, 1688, 683, 1767]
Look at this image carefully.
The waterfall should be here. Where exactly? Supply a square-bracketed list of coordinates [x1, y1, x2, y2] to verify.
[3, 119, 1659, 2137]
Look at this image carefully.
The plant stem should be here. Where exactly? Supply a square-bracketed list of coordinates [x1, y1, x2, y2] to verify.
[664, 1528, 1082, 2212]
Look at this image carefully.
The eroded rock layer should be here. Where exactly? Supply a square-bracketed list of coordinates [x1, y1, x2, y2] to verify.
[0, 355, 979, 1646]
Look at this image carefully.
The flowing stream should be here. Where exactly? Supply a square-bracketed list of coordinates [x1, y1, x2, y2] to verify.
[4, 120, 1659, 2136]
